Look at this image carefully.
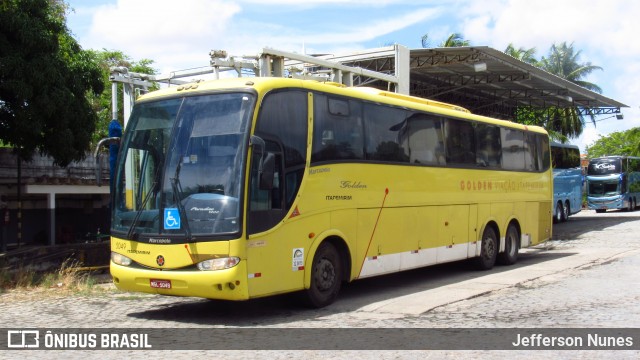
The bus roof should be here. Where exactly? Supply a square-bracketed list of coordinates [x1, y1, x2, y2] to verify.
[589, 155, 640, 161]
[550, 142, 580, 150]
[138, 77, 548, 135]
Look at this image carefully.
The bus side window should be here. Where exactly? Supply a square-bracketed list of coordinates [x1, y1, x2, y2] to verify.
[402, 113, 445, 165]
[444, 118, 476, 165]
[524, 132, 539, 171]
[475, 124, 501, 167]
[312, 94, 363, 163]
[363, 103, 410, 163]
[501, 128, 525, 171]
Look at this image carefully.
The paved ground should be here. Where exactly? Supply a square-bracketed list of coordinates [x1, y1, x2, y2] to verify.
[1, 209, 639, 359]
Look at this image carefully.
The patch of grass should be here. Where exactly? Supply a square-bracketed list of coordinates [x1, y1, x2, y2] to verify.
[0, 258, 110, 296]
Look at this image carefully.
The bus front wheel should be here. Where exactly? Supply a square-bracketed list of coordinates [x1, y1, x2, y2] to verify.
[553, 202, 563, 223]
[305, 242, 342, 308]
[476, 226, 498, 270]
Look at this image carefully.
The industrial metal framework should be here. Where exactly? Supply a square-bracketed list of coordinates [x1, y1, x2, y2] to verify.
[109, 45, 627, 125]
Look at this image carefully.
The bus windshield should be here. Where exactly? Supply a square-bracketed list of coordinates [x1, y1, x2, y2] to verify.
[588, 181, 620, 197]
[112, 92, 254, 240]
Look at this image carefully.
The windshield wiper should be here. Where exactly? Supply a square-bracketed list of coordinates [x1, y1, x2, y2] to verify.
[125, 150, 164, 240]
[126, 179, 157, 241]
[170, 160, 193, 240]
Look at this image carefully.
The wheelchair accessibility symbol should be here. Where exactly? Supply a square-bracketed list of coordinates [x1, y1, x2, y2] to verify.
[164, 208, 181, 230]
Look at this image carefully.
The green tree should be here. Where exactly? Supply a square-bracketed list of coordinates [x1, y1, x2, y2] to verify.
[87, 50, 157, 143]
[421, 33, 471, 48]
[586, 128, 640, 157]
[0, 0, 104, 166]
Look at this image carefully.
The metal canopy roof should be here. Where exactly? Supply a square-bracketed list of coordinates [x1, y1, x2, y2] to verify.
[408, 46, 627, 119]
[337, 46, 627, 120]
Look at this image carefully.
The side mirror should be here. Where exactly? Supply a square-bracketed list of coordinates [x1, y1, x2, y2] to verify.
[94, 137, 121, 187]
[259, 153, 276, 190]
[250, 135, 275, 190]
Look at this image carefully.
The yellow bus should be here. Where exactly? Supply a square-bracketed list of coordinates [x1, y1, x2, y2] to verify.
[108, 77, 552, 307]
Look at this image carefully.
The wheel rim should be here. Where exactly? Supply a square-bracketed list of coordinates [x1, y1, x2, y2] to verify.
[314, 258, 336, 292]
[482, 234, 496, 261]
[507, 230, 517, 257]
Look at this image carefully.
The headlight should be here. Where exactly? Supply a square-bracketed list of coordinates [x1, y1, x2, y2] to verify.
[197, 257, 240, 271]
[111, 252, 132, 266]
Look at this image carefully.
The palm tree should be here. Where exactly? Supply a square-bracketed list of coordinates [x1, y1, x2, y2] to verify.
[539, 42, 602, 93]
[504, 43, 538, 65]
[440, 33, 471, 47]
[505, 42, 603, 141]
[421, 33, 471, 48]
[539, 42, 603, 139]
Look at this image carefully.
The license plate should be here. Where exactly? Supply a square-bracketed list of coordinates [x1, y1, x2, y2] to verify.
[150, 279, 172, 289]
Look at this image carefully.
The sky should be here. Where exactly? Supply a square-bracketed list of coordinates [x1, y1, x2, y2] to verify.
[64, 0, 640, 154]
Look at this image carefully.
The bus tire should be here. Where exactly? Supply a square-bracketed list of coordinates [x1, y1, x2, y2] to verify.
[476, 226, 498, 270]
[563, 200, 570, 221]
[497, 224, 519, 265]
[553, 202, 563, 223]
[305, 242, 342, 308]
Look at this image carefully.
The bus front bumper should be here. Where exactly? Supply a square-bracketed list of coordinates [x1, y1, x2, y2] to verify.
[588, 196, 624, 210]
[110, 261, 250, 301]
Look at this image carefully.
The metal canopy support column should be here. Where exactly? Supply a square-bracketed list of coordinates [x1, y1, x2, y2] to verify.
[272, 56, 284, 77]
[47, 192, 55, 245]
[123, 83, 134, 128]
[395, 44, 410, 95]
[258, 55, 284, 78]
[111, 82, 118, 121]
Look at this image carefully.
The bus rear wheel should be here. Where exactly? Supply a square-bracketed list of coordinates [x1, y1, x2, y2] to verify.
[497, 224, 519, 265]
[476, 226, 498, 270]
[305, 242, 342, 308]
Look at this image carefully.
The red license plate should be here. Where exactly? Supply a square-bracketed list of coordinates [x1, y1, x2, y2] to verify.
[150, 279, 172, 289]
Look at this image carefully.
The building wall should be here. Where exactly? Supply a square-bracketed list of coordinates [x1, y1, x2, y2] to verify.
[0, 148, 112, 248]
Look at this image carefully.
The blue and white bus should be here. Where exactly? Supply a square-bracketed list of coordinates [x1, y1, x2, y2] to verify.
[586, 156, 640, 213]
[551, 142, 583, 222]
